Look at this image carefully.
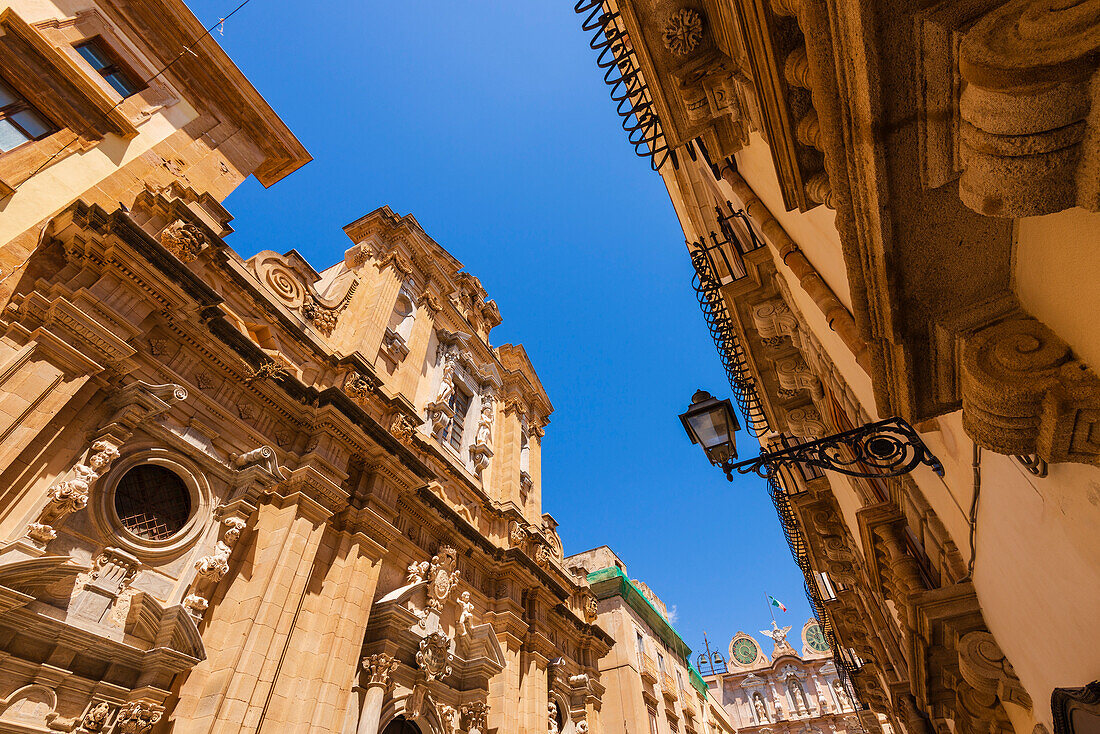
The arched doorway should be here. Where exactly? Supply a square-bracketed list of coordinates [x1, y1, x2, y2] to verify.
[382, 717, 422, 734]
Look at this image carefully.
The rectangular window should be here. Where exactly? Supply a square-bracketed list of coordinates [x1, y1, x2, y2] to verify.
[636, 631, 646, 666]
[657, 652, 665, 674]
[75, 38, 143, 98]
[649, 710, 660, 734]
[445, 388, 471, 450]
[677, 670, 685, 692]
[0, 77, 55, 153]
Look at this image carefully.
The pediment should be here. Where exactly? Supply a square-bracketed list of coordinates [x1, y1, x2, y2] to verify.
[0, 554, 91, 595]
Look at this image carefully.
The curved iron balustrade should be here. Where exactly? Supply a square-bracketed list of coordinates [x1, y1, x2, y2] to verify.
[574, 0, 670, 170]
[689, 245, 770, 437]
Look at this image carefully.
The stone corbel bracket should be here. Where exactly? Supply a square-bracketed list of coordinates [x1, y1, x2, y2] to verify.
[958, 0, 1100, 216]
[960, 315, 1100, 464]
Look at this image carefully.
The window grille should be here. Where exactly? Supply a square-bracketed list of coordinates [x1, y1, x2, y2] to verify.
[114, 465, 191, 540]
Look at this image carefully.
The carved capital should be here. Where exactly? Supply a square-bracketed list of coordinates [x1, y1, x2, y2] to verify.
[362, 652, 399, 689]
[961, 316, 1100, 464]
[159, 220, 207, 263]
[114, 702, 161, 734]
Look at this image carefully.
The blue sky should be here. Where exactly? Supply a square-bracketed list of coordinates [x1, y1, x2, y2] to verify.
[188, 0, 813, 658]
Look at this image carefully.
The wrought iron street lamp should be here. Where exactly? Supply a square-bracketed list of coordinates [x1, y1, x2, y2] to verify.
[680, 390, 944, 480]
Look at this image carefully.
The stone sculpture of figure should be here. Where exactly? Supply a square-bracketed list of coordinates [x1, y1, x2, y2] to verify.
[406, 560, 430, 585]
[195, 541, 233, 581]
[435, 362, 455, 405]
[754, 693, 769, 723]
[475, 402, 493, 446]
[761, 620, 794, 651]
[457, 591, 474, 635]
[548, 701, 559, 734]
[834, 681, 852, 711]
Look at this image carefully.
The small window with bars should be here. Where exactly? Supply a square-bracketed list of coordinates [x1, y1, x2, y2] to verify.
[114, 464, 192, 540]
[0, 77, 56, 153]
[75, 38, 143, 98]
[443, 388, 471, 450]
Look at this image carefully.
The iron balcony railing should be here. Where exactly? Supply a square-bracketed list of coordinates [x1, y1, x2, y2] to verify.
[689, 219, 769, 438]
[574, 0, 670, 170]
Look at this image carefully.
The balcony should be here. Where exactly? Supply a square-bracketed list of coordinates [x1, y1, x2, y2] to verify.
[662, 673, 678, 702]
[682, 693, 697, 715]
[641, 655, 660, 684]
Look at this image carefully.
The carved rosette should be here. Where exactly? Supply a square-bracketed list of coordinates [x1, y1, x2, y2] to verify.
[159, 220, 207, 263]
[961, 316, 1100, 464]
[114, 703, 161, 734]
[662, 8, 704, 56]
[362, 652, 399, 689]
[416, 631, 453, 681]
[28, 439, 121, 545]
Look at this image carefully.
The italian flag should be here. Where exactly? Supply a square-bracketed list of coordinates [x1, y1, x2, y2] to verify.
[769, 595, 787, 612]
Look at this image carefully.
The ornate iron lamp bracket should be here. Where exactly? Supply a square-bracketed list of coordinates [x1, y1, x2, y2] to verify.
[721, 418, 945, 480]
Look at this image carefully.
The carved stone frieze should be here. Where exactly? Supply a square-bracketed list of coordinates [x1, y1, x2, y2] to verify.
[960, 315, 1100, 465]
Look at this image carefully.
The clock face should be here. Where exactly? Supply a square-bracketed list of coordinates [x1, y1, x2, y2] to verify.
[732, 638, 759, 665]
[805, 623, 830, 652]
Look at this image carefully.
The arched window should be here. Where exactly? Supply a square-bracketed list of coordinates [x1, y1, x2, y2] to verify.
[787, 676, 809, 714]
[114, 465, 192, 540]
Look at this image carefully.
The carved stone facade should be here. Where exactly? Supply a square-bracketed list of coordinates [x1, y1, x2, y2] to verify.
[706, 620, 877, 734]
[0, 6, 612, 733]
[574, 2, 1100, 733]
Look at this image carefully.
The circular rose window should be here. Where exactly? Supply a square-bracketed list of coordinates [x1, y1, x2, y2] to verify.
[114, 464, 192, 540]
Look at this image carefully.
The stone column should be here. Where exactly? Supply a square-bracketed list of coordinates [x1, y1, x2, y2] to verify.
[357, 653, 398, 734]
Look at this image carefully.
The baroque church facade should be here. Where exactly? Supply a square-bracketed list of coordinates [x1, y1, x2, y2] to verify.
[0, 1, 612, 732]
[704, 621, 876, 734]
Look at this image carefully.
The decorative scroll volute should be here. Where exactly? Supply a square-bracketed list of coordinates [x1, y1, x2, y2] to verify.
[957, 0, 1100, 215]
[961, 316, 1100, 464]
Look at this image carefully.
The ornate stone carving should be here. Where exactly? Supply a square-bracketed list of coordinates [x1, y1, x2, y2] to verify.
[427, 545, 460, 613]
[419, 290, 443, 313]
[957, 631, 1031, 709]
[300, 297, 344, 337]
[406, 560, 430, 585]
[114, 702, 161, 734]
[961, 316, 1100, 464]
[439, 704, 460, 734]
[548, 700, 560, 734]
[457, 590, 474, 636]
[362, 652, 399, 688]
[761, 620, 795, 654]
[194, 541, 232, 581]
[584, 595, 598, 623]
[751, 299, 798, 341]
[416, 631, 453, 681]
[29, 439, 121, 544]
[80, 702, 111, 732]
[475, 397, 494, 447]
[461, 702, 489, 734]
[182, 593, 208, 622]
[222, 516, 247, 545]
[776, 356, 823, 399]
[535, 543, 554, 569]
[958, 0, 1100, 215]
[390, 413, 420, 444]
[662, 8, 704, 56]
[343, 371, 377, 401]
[509, 521, 527, 548]
[243, 361, 290, 384]
[785, 406, 826, 440]
[159, 220, 206, 263]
